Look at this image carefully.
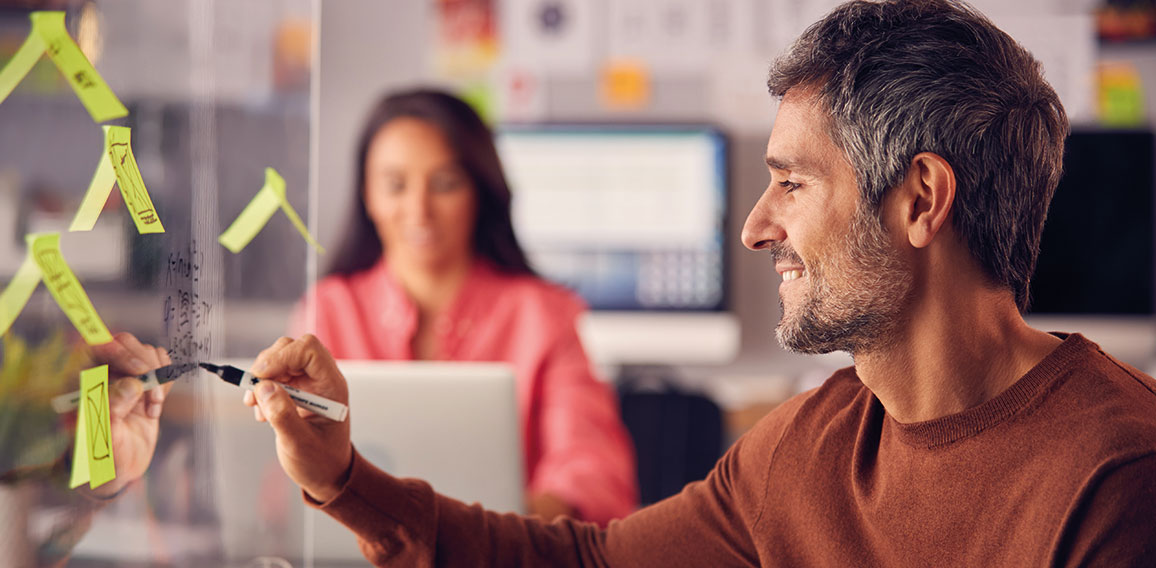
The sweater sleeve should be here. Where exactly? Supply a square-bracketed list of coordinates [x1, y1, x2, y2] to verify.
[314, 407, 790, 568]
[527, 314, 638, 525]
[1055, 453, 1156, 566]
[316, 449, 611, 567]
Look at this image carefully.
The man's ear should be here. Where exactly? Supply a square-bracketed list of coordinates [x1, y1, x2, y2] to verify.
[898, 152, 956, 249]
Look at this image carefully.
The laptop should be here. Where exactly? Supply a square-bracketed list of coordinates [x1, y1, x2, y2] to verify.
[210, 359, 523, 565]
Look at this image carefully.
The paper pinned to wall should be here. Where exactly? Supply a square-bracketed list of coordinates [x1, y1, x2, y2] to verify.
[219, 167, 324, 254]
[709, 53, 777, 136]
[607, 0, 710, 75]
[762, 0, 843, 56]
[496, 66, 548, 123]
[28, 232, 113, 345]
[69, 364, 116, 489]
[995, 15, 1096, 123]
[433, 0, 500, 76]
[70, 126, 165, 234]
[0, 11, 128, 123]
[501, 0, 596, 76]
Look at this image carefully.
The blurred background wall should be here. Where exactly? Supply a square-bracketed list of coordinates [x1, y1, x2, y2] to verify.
[315, 0, 1155, 417]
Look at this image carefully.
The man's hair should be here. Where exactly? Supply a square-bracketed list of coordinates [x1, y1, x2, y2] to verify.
[768, 0, 1069, 311]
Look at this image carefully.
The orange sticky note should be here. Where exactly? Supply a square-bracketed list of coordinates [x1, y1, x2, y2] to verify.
[601, 60, 650, 109]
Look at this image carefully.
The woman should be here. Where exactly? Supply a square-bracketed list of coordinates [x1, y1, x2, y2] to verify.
[289, 89, 637, 525]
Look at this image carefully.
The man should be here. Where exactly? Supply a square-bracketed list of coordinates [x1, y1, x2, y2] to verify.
[246, 0, 1156, 565]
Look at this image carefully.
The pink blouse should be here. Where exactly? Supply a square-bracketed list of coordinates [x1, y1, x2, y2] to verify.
[288, 259, 638, 525]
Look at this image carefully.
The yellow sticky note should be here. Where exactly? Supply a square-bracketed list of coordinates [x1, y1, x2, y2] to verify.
[0, 24, 46, 105]
[68, 382, 90, 488]
[71, 126, 164, 234]
[219, 167, 324, 254]
[38, 12, 127, 122]
[0, 254, 42, 337]
[28, 233, 113, 345]
[70, 365, 115, 489]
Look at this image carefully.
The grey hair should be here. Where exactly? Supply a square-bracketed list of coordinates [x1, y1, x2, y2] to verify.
[768, 0, 1069, 311]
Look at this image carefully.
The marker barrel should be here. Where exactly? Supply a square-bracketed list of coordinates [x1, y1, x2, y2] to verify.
[242, 371, 348, 422]
[51, 369, 160, 413]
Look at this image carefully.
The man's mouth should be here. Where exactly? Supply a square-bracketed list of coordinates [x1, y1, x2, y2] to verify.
[782, 269, 806, 282]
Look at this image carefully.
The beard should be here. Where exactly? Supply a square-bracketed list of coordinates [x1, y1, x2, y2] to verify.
[773, 204, 913, 355]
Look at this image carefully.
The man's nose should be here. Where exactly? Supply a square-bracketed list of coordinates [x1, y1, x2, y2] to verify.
[741, 185, 786, 251]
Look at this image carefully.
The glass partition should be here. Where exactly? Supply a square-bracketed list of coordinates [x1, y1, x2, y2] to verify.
[0, 0, 318, 565]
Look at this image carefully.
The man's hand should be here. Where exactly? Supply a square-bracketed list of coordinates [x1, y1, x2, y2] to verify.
[85, 332, 173, 498]
[243, 334, 353, 503]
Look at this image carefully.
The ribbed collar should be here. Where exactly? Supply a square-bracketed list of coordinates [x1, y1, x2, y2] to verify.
[888, 333, 1094, 449]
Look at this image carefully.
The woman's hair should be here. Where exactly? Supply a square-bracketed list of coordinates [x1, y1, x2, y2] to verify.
[326, 88, 536, 277]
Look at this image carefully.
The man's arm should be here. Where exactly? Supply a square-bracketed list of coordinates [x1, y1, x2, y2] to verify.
[314, 436, 762, 567]
[249, 334, 777, 567]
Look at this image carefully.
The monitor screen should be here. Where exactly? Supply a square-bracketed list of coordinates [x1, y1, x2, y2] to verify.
[495, 125, 728, 311]
[1029, 129, 1155, 315]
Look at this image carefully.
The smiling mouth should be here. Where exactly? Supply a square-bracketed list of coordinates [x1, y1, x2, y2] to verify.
[782, 269, 806, 282]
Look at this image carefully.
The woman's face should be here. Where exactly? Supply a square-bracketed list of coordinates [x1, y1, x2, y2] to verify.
[363, 117, 479, 274]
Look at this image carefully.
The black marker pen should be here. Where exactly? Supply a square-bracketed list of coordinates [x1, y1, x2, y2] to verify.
[199, 362, 348, 422]
[50, 362, 197, 414]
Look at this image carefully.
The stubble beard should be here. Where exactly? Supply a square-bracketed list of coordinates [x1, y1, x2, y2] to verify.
[775, 204, 913, 356]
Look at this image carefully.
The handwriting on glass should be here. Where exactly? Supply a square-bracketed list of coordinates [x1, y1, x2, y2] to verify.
[163, 240, 213, 360]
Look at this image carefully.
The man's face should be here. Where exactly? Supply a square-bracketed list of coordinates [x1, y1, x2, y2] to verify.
[741, 91, 913, 355]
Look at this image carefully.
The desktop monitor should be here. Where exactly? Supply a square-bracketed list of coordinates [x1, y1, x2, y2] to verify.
[1027, 128, 1155, 363]
[495, 124, 739, 365]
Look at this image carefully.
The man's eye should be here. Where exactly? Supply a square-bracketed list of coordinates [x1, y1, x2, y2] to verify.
[779, 180, 802, 193]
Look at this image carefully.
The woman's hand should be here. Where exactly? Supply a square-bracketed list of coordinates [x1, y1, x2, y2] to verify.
[85, 332, 173, 498]
[243, 334, 353, 503]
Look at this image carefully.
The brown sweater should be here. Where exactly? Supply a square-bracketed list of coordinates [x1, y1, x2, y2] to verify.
[315, 333, 1156, 566]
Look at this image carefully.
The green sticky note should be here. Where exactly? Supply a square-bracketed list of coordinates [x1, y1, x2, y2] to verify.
[69, 134, 118, 232]
[218, 167, 324, 254]
[31, 12, 127, 122]
[267, 168, 325, 254]
[71, 126, 164, 234]
[80, 365, 115, 488]
[106, 126, 163, 233]
[68, 380, 90, 489]
[0, 26, 45, 106]
[218, 174, 280, 254]
[27, 232, 113, 345]
[0, 254, 42, 337]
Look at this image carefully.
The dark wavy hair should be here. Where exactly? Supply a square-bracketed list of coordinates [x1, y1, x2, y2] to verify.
[326, 88, 535, 277]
